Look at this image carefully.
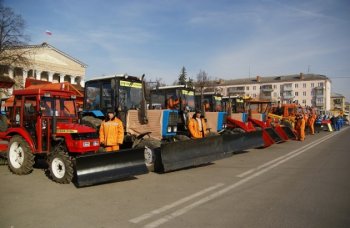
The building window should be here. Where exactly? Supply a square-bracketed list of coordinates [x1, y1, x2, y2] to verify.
[295, 92, 298, 96]
[318, 82, 324, 87]
[274, 85, 277, 89]
[253, 86, 256, 90]
[303, 83, 306, 88]
[302, 100, 306, 104]
[303, 91, 306, 96]
[311, 83, 314, 88]
[295, 83, 298, 88]
[273, 92, 277, 97]
[246, 86, 249, 90]
[311, 91, 314, 96]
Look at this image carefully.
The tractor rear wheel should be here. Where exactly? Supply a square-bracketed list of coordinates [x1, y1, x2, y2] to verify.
[48, 149, 74, 184]
[7, 135, 34, 175]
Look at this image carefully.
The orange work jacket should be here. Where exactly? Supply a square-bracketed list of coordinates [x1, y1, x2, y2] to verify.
[295, 118, 305, 131]
[188, 117, 207, 138]
[99, 117, 124, 148]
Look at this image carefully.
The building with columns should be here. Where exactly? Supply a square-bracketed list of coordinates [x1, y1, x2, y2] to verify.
[0, 42, 87, 93]
[205, 73, 332, 111]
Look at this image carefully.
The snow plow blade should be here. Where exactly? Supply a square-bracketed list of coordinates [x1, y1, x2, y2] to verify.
[274, 125, 297, 140]
[281, 125, 297, 140]
[75, 148, 148, 187]
[155, 131, 264, 173]
[222, 130, 264, 152]
[264, 127, 284, 143]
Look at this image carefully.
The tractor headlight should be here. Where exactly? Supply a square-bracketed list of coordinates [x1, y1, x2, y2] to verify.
[173, 126, 177, 132]
[83, 141, 91, 147]
[93, 141, 99, 146]
[167, 126, 172, 133]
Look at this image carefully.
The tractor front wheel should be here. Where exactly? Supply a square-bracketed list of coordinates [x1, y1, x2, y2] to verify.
[48, 150, 74, 184]
[7, 135, 34, 175]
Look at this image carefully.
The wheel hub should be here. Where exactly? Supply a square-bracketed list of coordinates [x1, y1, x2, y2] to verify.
[144, 146, 154, 165]
[51, 158, 66, 179]
[9, 142, 24, 169]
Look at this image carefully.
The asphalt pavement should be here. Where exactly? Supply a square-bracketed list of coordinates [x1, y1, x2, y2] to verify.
[1, 126, 349, 228]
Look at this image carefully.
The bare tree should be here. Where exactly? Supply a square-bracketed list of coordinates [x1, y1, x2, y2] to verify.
[0, 2, 31, 96]
[196, 69, 211, 92]
[0, 2, 30, 67]
[196, 70, 211, 113]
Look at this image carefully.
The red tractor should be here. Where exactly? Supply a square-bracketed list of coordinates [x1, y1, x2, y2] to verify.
[0, 85, 127, 186]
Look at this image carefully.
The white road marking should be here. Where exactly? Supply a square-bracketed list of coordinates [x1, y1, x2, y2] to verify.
[143, 131, 339, 228]
[237, 132, 338, 178]
[129, 183, 225, 224]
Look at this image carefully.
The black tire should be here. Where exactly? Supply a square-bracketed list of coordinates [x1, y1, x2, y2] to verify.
[81, 116, 102, 130]
[135, 138, 161, 172]
[48, 149, 74, 184]
[174, 135, 191, 141]
[206, 132, 219, 137]
[0, 157, 7, 165]
[232, 128, 246, 134]
[0, 115, 8, 132]
[7, 135, 34, 175]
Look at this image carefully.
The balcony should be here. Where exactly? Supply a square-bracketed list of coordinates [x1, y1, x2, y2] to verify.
[283, 94, 294, 99]
[316, 101, 324, 107]
[282, 86, 293, 91]
[260, 94, 273, 100]
[261, 85, 273, 92]
[227, 87, 245, 93]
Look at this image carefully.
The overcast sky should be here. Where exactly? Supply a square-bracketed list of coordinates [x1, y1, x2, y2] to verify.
[6, 0, 350, 100]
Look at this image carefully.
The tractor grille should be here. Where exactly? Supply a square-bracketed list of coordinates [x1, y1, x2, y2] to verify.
[168, 112, 178, 125]
[71, 132, 99, 140]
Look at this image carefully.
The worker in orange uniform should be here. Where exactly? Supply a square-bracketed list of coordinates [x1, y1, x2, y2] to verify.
[188, 110, 207, 138]
[99, 109, 124, 152]
[308, 109, 316, 135]
[295, 113, 306, 141]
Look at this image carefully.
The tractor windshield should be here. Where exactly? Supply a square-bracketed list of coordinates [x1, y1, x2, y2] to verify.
[118, 80, 142, 110]
[180, 90, 195, 111]
[40, 97, 76, 117]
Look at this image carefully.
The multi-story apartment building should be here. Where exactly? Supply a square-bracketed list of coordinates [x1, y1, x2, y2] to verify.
[211, 73, 331, 111]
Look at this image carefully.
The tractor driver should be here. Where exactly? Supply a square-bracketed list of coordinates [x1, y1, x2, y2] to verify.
[99, 109, 124, 152]
[188, 110, 207, 139]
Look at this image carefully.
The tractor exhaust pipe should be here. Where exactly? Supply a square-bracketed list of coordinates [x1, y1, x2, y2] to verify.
[140, 74, 148, 124]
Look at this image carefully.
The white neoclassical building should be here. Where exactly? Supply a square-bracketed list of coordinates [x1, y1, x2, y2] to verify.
[0, 42, 87, 90]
